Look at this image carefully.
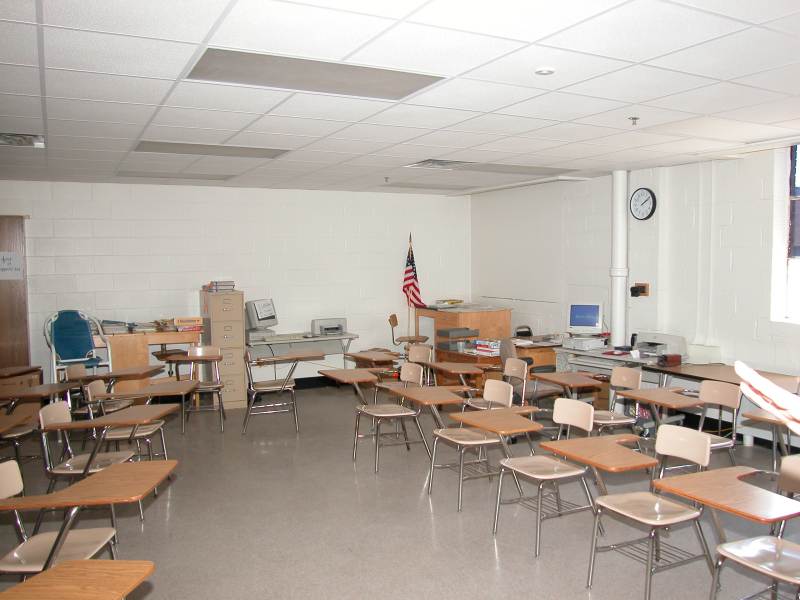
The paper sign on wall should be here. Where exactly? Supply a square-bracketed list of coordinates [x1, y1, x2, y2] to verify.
[0, 252, 22, 280]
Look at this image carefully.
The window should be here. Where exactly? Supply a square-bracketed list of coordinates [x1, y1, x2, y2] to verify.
[790, 145, 800, 257]
[770, 146, 800, 323]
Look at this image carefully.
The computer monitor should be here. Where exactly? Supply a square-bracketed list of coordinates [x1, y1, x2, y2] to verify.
[245, 299, 278, 331]
[567, 303, 603, 335]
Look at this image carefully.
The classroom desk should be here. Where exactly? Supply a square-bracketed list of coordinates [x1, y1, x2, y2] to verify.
[540, 434, 658, 495]
[0, 411, 38, 435]
[44, 404, 180, 476]
[319, 369, 378, 405]
[743, 408, 791, 473]
[91, 380, 198, 435]
[163, 353, 223, 381]
[653, 466, 800, 543]
[449, 408, 543, 454]
[344, 351, 400, 368]
[0, 365, 42, 389]
[644, 363, 787, 388]
[616, 387, 704, 429]
[0, 559, 155, 600]
[530, 371, 602, 400]
[386, 385, 465, 428]
[66, 365, 165, 392]
[424, 361, 483, 390]
[93, 331, 201, 392]
[0, 461, 177, 570]
[0, 381, 72, 413]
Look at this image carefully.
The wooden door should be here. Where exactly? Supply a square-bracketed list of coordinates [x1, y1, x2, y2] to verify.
[0, 216, 30, 367]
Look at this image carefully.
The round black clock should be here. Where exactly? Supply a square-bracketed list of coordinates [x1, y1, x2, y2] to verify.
[630, 187, 656, 220]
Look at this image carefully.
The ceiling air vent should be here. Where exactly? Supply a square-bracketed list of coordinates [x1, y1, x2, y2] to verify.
[0, 134, 45, 148]
[404, 159, 471, 170]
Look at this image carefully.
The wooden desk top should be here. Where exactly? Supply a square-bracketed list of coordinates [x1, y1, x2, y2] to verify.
[0, 411, 37, 435]
[164, 354, 222, 363]
[531, 371, 602, 390]
[645, 363, 788, 386]
[43, 404, 180, 432]
[654, 466, 800, 524]
[319, 369, 378, 385]
[425, 361, 483, 375]
[0, 382, 72, 401]
[743, 408, 784, 426]
[345, 351, 399, 364]
[449, 408, 543, 436]
[386, 385, 465, 406]
[68, 365, 164, 383]
[617, 387, 704, 410]
[0, 560, 155, 600]
[0, 366, 41, 379]
[93, 379, 198, 401]
[0, 461, 177, 511]
[541, 434, 658, 473]
[251, 350, 325, 365]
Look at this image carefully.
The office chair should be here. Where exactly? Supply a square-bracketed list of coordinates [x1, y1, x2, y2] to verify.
[388, 314, 428, 348]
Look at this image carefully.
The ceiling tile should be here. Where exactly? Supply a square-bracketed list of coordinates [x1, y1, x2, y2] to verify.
[119, 153, 199, 171]
[165, 81, 290, 114]
[0, 94, 41, 118]
[410, 0, 626, 42]
[438, 148, 521, 163]
[152, 106, 257, 130]
[348, 23, 524, 77]
[646, 82, 786, 114]
[44, 28, 197, 79]
[638, 137, 737, 153]
[734, 64, 800, 96]
[48, 119, 141, 138]
[645, 116, 800, 142]
[579, 147, 671, 162]
[225, 131, 318, 149]
[183, 155, 268, 175]
[42, 0, 230, 42]
[0, 64, 40, 96]
[0, 22, 38, 66]
[246, 115, 346, 137]
[764, 11, 800, 34]
[364, 104, 477, 128]
[281, 149, 359, 164]
[45, 135, 136, 151]
[372, 143, 450, 159]
[46, 148, 128, 161]
[499, 92, 625, 121]
[44, 70, 172, 104]
[584, 130, 682, 148]
[669, 0, 800, 23]
[300, 138, 391, 154]
[46, 98, 157, 123]
[290, 0, 427, 18]
[407, 130, 505, 148]
[474, 136, 565, 153]
[542, 0, 744, 62]
[775, 118, 800, 131]
[141, 124, 238, 144]
[576, 104, 696, 128]
[0, 115, 42, 133]
[211, 0, 391, 60]
[331, 123, 430, 143]
[531, 122, 623, 142]
[0, 0, 36, 22]
[407, 78, 545, 112]
[648, 28, 800, 79]
[339, 154, 415, 167]
[563, 65, 715, 104]
[447, 113, 556, 135]
[468, 44, 628, 90]
[716, 97, 800, 124]
[269, 93, 390, 121]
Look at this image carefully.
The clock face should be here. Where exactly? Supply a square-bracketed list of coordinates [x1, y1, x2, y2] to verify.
[630, 187, 656, 220]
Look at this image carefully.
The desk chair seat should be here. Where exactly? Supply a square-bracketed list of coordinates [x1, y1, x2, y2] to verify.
[357, 404, 416, 419]
[252, 378, 296, 392]
[596, 491, 701, 527]
[76, 398, 134, 417]
[432, 427, 499, 445]
[592, 410, 636, 427]
[500, 455, 585, 480]
[51, 450, 134, 476]
[704, 432, 734, 450]
[593, 366, 641, 433]
[1, 425, 36, 469]
[716, 536, 800, 586]
[0, 527, 117, 573]
[104, 422, 164, 440]
[396, 335, 428, 344]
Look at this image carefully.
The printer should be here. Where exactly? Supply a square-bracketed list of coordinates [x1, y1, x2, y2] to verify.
[311, 318, 347, 336]
[635, 332, 687, 358]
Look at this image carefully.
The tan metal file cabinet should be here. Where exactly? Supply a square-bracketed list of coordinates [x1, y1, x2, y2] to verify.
[200, 290, 246, 409]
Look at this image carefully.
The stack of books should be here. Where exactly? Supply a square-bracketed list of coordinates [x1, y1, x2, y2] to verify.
[174, 317, 203, 332]
[101, 320, 129, 334]
[203, 280, 235, 292]
[130, 321, 158, 333]
[474, 339, 501, 357]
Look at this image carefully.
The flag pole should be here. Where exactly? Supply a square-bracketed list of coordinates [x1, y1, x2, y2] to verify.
[407, 233, 412, 338]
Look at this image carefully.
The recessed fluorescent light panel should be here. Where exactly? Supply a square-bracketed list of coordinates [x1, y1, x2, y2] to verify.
[381, 182, 472, 191]
[134, 141, 288, 159]
[405, 158, 570, 177]
[188, 48, 443, 100]
[0, 133, 45, 148]
[116, 171, 232, 181]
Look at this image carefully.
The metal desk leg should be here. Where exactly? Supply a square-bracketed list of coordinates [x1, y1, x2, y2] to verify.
[43, 505, 82, 570]
[498, 435, 524, 496]
[82, 426, 110, 477]
[709, 508, 726, 544]
[771, 424, 780, 473]
[591, 466, 609, 497]
[428, 405, 446, 429]
[351, 382, 368, 406]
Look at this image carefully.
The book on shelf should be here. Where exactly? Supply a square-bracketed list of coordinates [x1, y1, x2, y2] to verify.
[203, 280, 236, 292]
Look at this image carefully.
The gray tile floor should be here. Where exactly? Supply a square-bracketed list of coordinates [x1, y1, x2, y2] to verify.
[0, 386, 794, 599]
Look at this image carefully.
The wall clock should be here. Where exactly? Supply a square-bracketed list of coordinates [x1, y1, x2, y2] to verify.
[630, 187, 656, 220]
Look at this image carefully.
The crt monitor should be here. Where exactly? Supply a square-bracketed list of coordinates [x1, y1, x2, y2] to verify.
[245, 299, 278, 330]
[567, 303, 603, 335]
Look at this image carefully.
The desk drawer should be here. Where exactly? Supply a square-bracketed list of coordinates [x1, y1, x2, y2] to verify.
[218, 349, 245, 376]
[210, 320, 244, 348]
[206, 293, 243, 322]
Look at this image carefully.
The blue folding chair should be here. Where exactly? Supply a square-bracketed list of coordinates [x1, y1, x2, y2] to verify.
[43, 310, 110, 382]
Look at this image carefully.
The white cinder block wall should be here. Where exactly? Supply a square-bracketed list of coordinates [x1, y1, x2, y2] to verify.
[0, 181, 471, 379]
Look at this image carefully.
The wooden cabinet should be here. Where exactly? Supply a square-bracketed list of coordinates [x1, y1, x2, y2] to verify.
[200, 290, 245, 409]
[415, 307, 512, 354]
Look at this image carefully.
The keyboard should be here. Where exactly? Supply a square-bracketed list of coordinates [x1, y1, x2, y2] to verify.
[249, 332, 317, 343]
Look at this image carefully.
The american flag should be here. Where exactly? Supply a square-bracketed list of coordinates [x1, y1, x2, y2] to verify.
[403, 236, 425, 308]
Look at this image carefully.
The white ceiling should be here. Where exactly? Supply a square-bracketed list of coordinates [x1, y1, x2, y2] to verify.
[1, 0, 799, 194]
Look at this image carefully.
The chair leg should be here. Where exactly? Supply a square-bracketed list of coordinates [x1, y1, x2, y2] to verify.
[457, 447, 466, 512]
[159, 427, 169, 461]
[709, 556, 724, 600]
[138, 500, 144, 521]
[493, 468, 505, 534]
[645, 529, 657, 600]
[535, 481, 545, 557]
[352, 412, 361, 462]
[12, 441, 21, 466]
[412, 417, 430, 458]
[727, 447, 736, 466]
[33, 479, 57, 535]
[181, 394, 186, 434]
[110, 503, 118, 543]
[586, 507, 603, 589]
[242, 392, 255, 434]
[694, 519, 714, 573]
[291, 389, 299, 433]
[428, 437, 439, 495]
[400, 418, 411, 451]
[374, 419, 381, 473]
[218, 393, 225, 433]
[109, 539, 118, 559]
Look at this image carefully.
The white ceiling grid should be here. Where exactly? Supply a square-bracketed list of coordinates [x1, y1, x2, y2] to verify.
[0, 0, 797, 193]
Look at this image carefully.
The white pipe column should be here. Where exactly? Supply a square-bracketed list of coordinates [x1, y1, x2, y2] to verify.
[610, 170, 629, 347]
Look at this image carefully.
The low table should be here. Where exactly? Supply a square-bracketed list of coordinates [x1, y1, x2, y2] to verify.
[0, 559, 155, 599]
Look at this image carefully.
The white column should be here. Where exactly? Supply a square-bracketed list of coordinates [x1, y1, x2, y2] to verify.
[610, 170, 629, 347]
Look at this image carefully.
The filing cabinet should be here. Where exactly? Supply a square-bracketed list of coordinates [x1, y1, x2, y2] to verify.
[200, 290, 246, 409]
